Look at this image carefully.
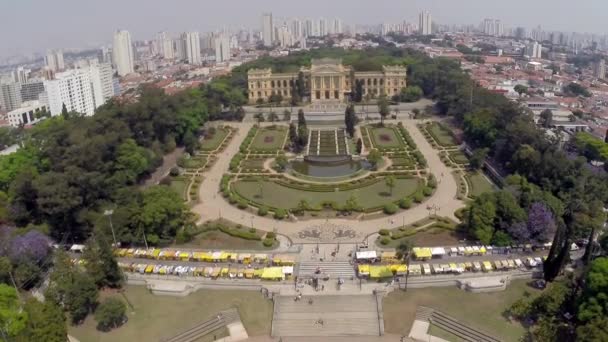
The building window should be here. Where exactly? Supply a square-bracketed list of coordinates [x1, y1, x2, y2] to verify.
[316, 91, 321, 99]
[334, 90, 339, 99]
[325, 90, 330, 99]
[283, 80, 287, 87]
[380, 79, 384, 86]
[367, 79, 371, 86]
[271, 80, 275, 88]
[373, 79, 377, 86]
[258, 91, 261, 97]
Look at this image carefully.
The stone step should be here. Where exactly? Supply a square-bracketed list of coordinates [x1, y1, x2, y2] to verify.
[298, 261, 356, 278]
[272, 318, 380, 337]
[276, 296, 376, 314]
[414, 306, 434, 322]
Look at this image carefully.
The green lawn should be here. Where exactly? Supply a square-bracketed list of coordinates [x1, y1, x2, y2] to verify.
[232, 177, 422, 210]
[200, 127, 230, 151]
[250, 127, 287, 151]
[178, 229, 278, 250]
[448, 150, 469, 164]
[383, 279, 541, 342]
[369, 126, 405, 149]
[240, 158, 267, 170]
[168, 178, 189, 200]
[428, 122, 457, 147]
[182, 156, 207, 169]
[428, 324, 466, 341]
[467, 171, 495, 197]
[69, 286, 273, 342]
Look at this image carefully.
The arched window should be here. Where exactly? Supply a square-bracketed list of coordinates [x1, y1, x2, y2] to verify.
[271, 80, 275, 87]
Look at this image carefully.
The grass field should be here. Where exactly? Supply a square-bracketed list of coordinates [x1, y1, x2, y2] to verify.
[240, 158, 266, 170]
[182, 156, 207, 169]
[369, 126, 405, 149]
[178, 229, 277, 250]
[200, 127, 230, 151]
[250, 127, 287, 151]
[168, 178, 189, 200]
[467, 172, 495, 197]
[232, 177, 422, 210]
[383, 279, 540, 342]
[428, 324, 466, 341]
[428, 122, 457, 147]
[69, 286, 273, 342]
[448, 150, 469, 165]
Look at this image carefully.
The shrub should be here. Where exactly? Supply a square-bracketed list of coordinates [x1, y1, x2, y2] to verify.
[95, 298, 126, 331]
[265, 231, 276, 239]
[423, 187, 433, 197]
[169, 167, 180, 176]
[380, 237, 391, 245]
[399, 197, 412, 209]
[258, 206, 269, 216]
[237, 199, 249, 209]
[249, 228, 256, 233]
[383, 203, 398, 215]
[274, 209, 287, 219]
[262, 238, 274, 247]
[413, 192, 424, 203]
[379, 229, 390, 236]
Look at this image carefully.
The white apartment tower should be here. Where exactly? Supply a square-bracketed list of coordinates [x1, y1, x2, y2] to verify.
[525, 41, 543, 59]
[45, 69, 96, 116]
[112, 30, 134, 77]
[419, 11, 432, 35]
[262, 13, 274, 46]
[594, 59, 606, 79]
[156, 31, 174, 59]
[45, 49, 65, 72]
[183, 32, 201, 65]
[87, 63, 115, 107]
[214, 34, 231, 63]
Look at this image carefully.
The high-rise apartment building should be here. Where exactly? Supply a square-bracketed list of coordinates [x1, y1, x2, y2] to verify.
[262, 13, 274, 46]
[20, 81, 46, 102]
[45, 50, 65, 72]
[214, 34, 231, 63]
[174, 37, 187, 61]
[156, 31, 175, 59]
[594, 59, 606, 79]
[12, 67, 29, 84]
[0, 82, 22, 111]
[525, 41, 543, 59]
[277, 25, 293, 48]
[332, 19, 343, 35]
[183, 32, 201, 65]
[112, 30, 134, 76]
[44, 69, 96, 116]
[87, 63, 116, 107]
[419, 11, 432, 35]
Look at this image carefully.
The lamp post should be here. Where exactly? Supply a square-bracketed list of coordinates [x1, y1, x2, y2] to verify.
[103, 209, 117, 246]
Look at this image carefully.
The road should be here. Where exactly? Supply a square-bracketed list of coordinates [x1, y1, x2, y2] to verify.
[191, 117, 465, 243]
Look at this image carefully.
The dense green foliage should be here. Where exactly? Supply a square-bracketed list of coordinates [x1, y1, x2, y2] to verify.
[574, 132, 608, 162]
[95, 297, 127, 331]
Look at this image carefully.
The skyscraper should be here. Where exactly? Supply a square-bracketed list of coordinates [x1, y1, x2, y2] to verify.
[45, 49, 65, 72]
[525, 41, 543, 59]
[44, 69, 96, 116]
[262, 13, 274, 47]
[214, 34, 231, 63]
[183, 32, 201, 65]
[594, 59, 606, 79]
[156, 31, 174, 59]
[112, 30, 134, 76]
[0, 82, 22, 111]
[418, 11, 432, 35]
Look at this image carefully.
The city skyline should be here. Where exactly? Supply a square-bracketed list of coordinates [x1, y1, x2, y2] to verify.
[1, 0, 607, 59]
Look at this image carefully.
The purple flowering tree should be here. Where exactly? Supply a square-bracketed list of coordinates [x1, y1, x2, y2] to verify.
[8, 230, 51, 264]
[527, 202, 557, 243]
[507, 221, 530, 242]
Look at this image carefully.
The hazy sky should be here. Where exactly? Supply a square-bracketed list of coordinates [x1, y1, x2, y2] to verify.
[0, 0, 605, 58]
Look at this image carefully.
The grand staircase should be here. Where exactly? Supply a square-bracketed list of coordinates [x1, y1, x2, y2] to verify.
[272, 295, 381, 337]
[297, 261, 356, 279]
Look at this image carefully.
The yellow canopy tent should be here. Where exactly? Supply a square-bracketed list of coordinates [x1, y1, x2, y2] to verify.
[179, 252, 191, 261]
[389, 264, 407, 275]
[253, 268, 264, 278]
[381, 251, 398, 262]
[412, 248, 432, 260]
[358, 264, 370, 276]
[245, 269, 255, 279]
[261, 267, 284, 280]
[369, 265, 394, 278]
[254, 254, 268, 263]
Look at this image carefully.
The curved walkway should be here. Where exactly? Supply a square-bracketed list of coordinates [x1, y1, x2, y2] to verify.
[192, 119, 465, 242]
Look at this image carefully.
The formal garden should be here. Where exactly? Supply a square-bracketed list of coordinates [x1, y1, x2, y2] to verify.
[229, 125, 288, 173]
[361, 123, 426, 171]
[376, 215, 459, 248]
[165, 125, 235, 203]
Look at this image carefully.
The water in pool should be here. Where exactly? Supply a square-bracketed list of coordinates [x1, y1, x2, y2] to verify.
[290, 159, 368, 178]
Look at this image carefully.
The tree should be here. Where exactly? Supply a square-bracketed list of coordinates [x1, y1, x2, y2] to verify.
[564, 82, 592, 97]
[578, 257, 608, 322]
[527, 202, 557, 243]
[356, 138, 363, 154]
[297, 109, 307, 130]
[344, 104, 357, 137]
[134, 186, 190, 245]
[20, 298, 67, 342]
[82, 236, 123, 288]
[577, 317, 608, 341]
[267, 112, 279, 122]
[377, 95, 390, 126]
[396, 240, 413, 260]
[296, 71, 306, 98]
[344, 194, 361, 212]
[253, 113, 265, 123]
[95, 297, 126, 331]
[288, 123, 298, 148]
[354, 80, 364, 102]
[540, 109, 553, 128]
[367, 149, 382, 169]
[268, 93, 283, 105]
[0, 284, 28, 338]
[469, 148, 488, 170]
[275, 154, 288, 171]
[61, 103, 69, 119]
[412, 108, 421, 119]
[283, 110, 291, 122]
[398, 86, 423, 102]
[385, 175, 396, 195]
[514, 85, 528, 97]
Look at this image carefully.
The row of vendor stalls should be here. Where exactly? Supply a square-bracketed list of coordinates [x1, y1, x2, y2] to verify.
[114, 248, 296, 266]
[355, 250, 400, 263]
[118, 262, 294, 281]
[411, 246, 490, 260]
[356, 257, 545, 278]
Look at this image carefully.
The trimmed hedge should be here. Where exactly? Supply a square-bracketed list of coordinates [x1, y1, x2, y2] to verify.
[399, 197, 412, 209]
[383, 203, 398, 215]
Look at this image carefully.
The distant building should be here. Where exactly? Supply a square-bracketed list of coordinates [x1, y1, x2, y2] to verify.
[262, 13, 274, 46]
[419, 11, 432, 35]
[247, 58, 406, 104]
[45, 69, 96, 116]
[7, 101, 47, 127]
[183, 32, 201, 65]
[0, 82, 22, 111]
[112, 30, 135, 76]
[525, 41, 542, 59]
[87, 63, 116, 107]
[214, 34, 231, 63]
[45, 49, 65, 72]
[156, 31, 175, 59]
[20, 81, 46, 102]
[12, 67, 29, 84]
[594, 59, 606, 79]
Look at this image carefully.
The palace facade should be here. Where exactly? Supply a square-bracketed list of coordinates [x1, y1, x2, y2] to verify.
[247, 58, 407, 104]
